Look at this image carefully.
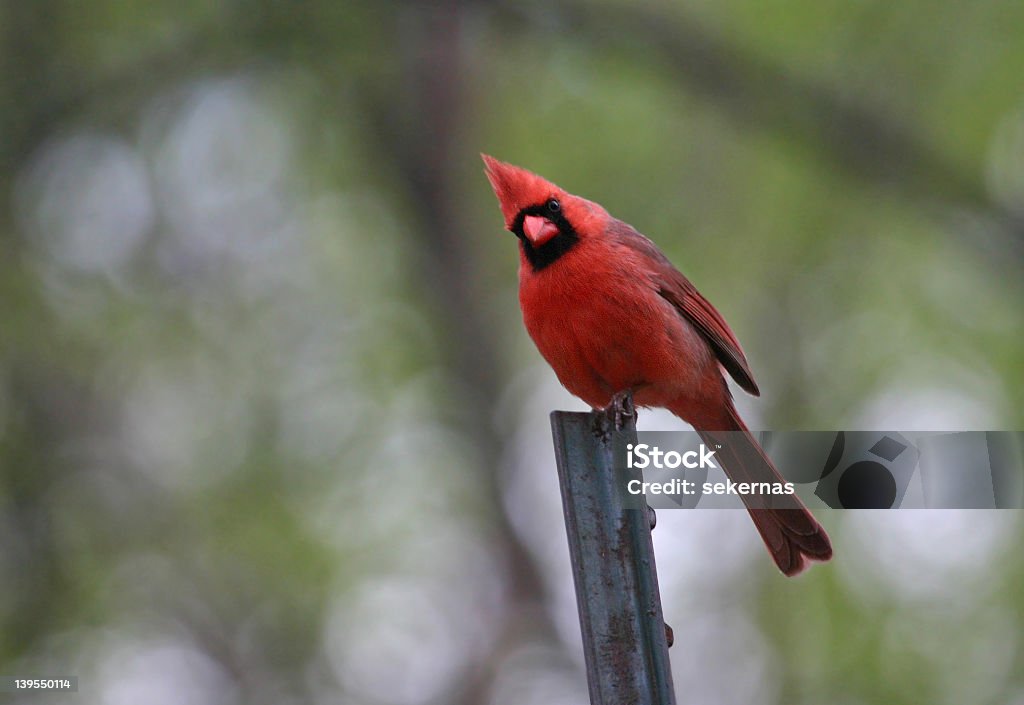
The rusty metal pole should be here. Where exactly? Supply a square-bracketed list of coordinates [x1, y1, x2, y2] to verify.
[550, 410, 677, 705]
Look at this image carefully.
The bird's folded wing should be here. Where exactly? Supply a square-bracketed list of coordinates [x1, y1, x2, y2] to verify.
[656, 277, 760, 396]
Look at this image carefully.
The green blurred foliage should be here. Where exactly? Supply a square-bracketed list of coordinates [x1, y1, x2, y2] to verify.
[0, 1, 1022, 704]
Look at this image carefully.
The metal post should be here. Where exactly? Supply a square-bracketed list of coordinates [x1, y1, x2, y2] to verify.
[550, 410, 677, 705]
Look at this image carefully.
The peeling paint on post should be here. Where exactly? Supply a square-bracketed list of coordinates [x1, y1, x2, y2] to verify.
[551, 410, 677, 705]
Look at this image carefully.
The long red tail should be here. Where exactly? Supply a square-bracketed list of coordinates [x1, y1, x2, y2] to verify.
[682, 402, 832, 576]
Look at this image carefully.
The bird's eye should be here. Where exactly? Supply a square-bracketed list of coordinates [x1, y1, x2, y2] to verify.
[546, 198, 561, 214]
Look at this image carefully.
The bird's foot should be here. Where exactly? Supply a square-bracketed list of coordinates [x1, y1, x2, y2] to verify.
[605, 389, 635, 431]
[590, 389, 636, 438]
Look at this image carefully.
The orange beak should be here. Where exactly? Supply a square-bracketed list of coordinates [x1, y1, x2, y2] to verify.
[523, 214, 560, 247]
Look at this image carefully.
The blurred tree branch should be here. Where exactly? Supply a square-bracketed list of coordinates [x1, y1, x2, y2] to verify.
[496, 0, 1024, 268]
[0, 1, 102, 659]
[8, 0, 1021, 270]
[352, 3, 558, 703]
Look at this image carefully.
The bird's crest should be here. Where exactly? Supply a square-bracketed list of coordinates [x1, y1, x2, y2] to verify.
[481, 154, 564, 228]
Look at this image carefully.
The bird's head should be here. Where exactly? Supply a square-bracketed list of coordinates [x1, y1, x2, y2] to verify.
[482, 154, 607, 270]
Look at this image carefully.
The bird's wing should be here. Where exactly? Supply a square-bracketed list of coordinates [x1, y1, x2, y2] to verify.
[655, 275, 760, 396]
[612, 222, 761, 396]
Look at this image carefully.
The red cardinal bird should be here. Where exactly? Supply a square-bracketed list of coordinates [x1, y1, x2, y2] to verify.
[483, 154, 831, 576]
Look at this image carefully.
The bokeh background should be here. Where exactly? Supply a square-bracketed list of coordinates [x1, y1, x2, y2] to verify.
[2, 1, 1023, 704]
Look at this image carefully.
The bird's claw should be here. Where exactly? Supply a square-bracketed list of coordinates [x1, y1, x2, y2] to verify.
[605, 390, 635, 431]
[590, 390, 636, 439]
